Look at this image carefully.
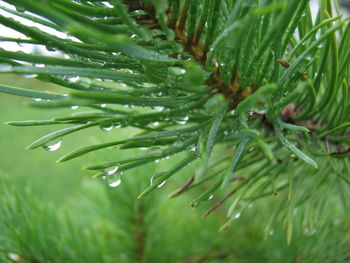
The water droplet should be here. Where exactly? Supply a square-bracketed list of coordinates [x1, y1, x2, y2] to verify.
[152, 122, 160, 127]
[109, 178, 121, 187]
[208, 194, 214, 200]
[269, 230, 274, 236]
[189, 146, 196, 152]
[150, 172, 165, 188]
[43, 139, 62, 152]
[103, 173, 122, 188]
[101, 1, 114, 8]
[100, 104, 107, 108]
[305, 227, 316, 236]
[35, 64, 45, 68]
[104, 166, 119, 176]
[154, 159, 160, 163]
[233, 213, 241, 219]
[23, 74, 38, 79]
[130, 34, 136, 38]
[152, 106, 164, 111]
[254, 109, 266, 114]
[99, 122, 113, 131]
[68, 76, 80, 83]
[32, 97, 42, 102]
[176, 116, 189, 125]
[157, 180, 166, 188]
[70, 105, 78, 110]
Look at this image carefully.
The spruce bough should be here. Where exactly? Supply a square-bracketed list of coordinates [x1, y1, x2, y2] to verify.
[0, 0, 350, 237]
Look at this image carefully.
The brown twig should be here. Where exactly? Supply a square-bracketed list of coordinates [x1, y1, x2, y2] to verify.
[168, 174, 195, 198]
[202, 188, 237, 217]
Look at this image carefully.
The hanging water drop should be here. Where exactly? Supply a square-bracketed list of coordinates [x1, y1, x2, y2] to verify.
[104, 173, 122, 188]
[68, 76, 80, 83]
[43, 139, 62, 152]
[153, 106, 164, 111]
[234, 212, 241, 219]
[99, 122, 113, 131]
[24, 74, 38, 79]
[104, 166, 119, 176]
[176, 116, 189, 125]
[189, 145, 197, 152]
[157, 180, 166, 188]
[150, 172, 165, 188]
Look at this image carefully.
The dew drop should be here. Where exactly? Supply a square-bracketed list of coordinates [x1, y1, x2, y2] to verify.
[70, 105, 78, 110]
[189, 146, 197, 152]
[100, 104, 107, 108]
[176, 116, 189, 125]
[104, 173, 122, 188]
[234, 212, 241, 219]
[109, 178, 121, 187]
[24, 74, 38, 79]
[68, 76, 80, 83]
[101, 1, 114, 8]
[104, 166, 119, 176]
[208, 194, 214, 200]
[43, 139, 62, 152]
[150, 172, 165, 188]
[99, 122, 113, 131]
[152, 122, 160, 127]
[157, 180, 166, 188]
[305, 227, 316, 236]
[32, 98, 42, 102]
[153, 106, 164, 111]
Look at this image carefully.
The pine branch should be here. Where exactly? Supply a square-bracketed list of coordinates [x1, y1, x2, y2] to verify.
[0, 0, 350, 238]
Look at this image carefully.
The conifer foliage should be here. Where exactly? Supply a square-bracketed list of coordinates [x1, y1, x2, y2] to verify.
[1, 0, 350, 248]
